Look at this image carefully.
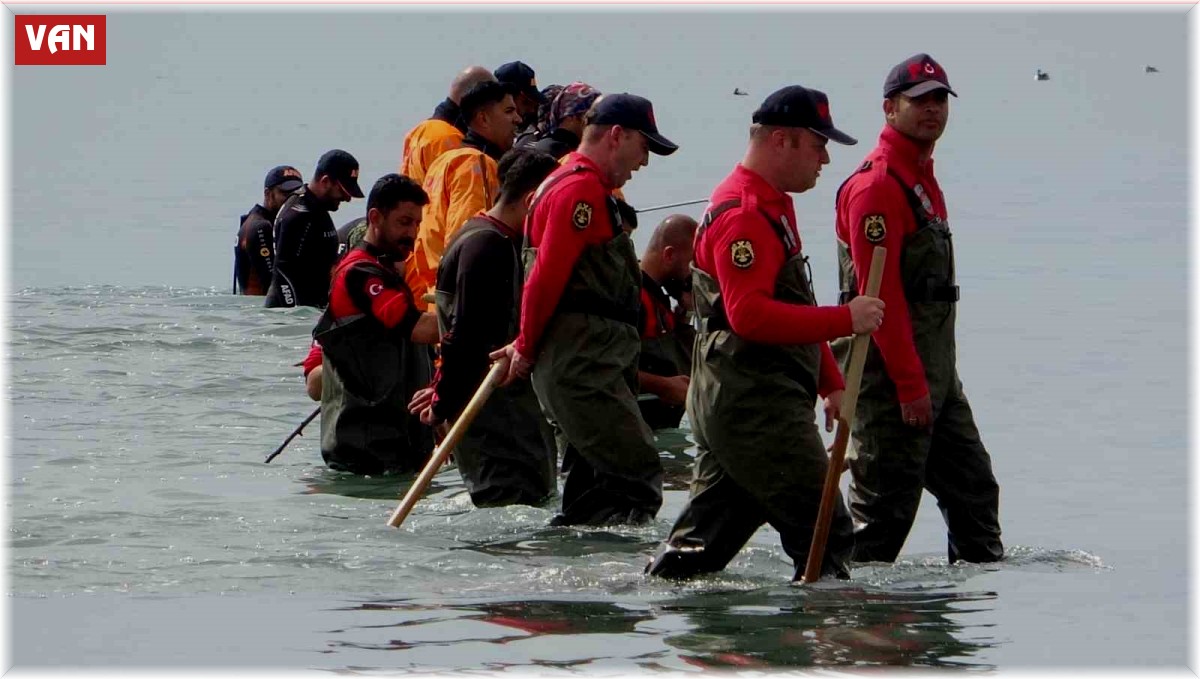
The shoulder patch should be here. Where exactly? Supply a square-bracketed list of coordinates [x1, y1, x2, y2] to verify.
[863, 214, 886, 244]
[572, 201, 593, 230]
[730, 239, 755, 269]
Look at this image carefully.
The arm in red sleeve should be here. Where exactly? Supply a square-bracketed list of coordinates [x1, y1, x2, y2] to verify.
[844, 181, 927, 403]
[301, 340, 323, 377]
[817, 343, 844, 397]
[709, 208, 854, 345]
[346, 266, 422, 340]
[514, 179, 610, 358]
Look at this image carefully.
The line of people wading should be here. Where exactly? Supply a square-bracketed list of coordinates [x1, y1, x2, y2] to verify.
[235, 55, 1003, 581]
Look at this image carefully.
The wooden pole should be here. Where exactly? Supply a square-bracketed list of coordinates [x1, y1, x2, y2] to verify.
[386, 361, 507, 528]
[802, 246, 886, 583]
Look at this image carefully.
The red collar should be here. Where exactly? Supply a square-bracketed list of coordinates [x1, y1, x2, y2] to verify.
[878, 125, 936, 175]
[477, 211, 520, 238]
[563, 151, 614, 190]
[731, 164, 789, 209]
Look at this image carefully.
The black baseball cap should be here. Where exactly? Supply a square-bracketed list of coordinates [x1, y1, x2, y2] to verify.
[752, 85, 857, 146]
[314, 149, 364, 199]
[883, 53, 958, 99]
[264, 165, 303, 192]
[585, 93, 679, 156]
[495, 61, 546, 104]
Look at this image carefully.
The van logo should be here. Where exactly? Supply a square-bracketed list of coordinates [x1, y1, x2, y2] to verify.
[15, 15, 106, 65]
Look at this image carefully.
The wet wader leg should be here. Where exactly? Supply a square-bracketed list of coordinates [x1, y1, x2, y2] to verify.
[924, 385, 1003, 563]
[549, 361, 663, 526]
[533, 339, 663, 526]
[751, 423, 854, 580]
[848, 400, 934, 563]
[647, 445, 766, 579]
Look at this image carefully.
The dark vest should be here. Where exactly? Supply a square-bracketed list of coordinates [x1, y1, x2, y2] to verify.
[692, 198, 822, 401]
[834, 161, 960, 404]
[314, 256, 432, 475]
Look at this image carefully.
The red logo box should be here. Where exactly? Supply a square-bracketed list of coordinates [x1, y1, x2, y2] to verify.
[15, 15, 106, 66]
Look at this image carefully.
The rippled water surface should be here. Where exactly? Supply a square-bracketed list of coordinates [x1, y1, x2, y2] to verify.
[8, 284, 1186, 670]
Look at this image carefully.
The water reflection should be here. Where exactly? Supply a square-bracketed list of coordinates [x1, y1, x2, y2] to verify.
[660, 585, 997, 669]
[333, 584, 997, 670]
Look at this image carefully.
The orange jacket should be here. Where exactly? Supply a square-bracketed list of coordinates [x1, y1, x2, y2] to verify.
[400, 118, 464, 187]
[409, 147, 500, 310]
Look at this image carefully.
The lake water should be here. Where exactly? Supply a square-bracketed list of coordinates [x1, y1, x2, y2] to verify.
[6, 6, 1192, 674]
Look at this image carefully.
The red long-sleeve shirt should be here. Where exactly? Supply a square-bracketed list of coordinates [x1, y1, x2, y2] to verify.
[514, 152, 617, 359]
[695, 164, 851, 397]
[835, 125, 947, 404]
[328, 244, 422, 336]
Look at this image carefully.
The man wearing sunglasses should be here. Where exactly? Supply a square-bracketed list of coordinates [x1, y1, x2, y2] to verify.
[265, 149, 364, 309]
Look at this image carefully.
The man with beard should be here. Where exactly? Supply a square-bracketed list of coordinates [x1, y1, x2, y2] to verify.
[408, 148, 562, 507]
[409, 80, 523, 310]
[234, 164, 303, 295]
[265, 149, 363, 309]
[490, 93, 679, 527]
[313, 174, 441, 476]
[833, 54, 1003, 565]
[636, 214, 698, 431]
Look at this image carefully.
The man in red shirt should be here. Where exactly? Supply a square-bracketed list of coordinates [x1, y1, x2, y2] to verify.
[646, 85, 884, 581]
[491, 93, 679, 526]
[834, 54, 1003, 564]
[313, 174, 440, 476]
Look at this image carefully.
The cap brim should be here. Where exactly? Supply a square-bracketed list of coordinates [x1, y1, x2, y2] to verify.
[899, 80, 958, 98]
[809, 126, 858, 146]
[639, 130, 679, 156]
[339, 178, 365, 199]
[276, 179, 304, 192]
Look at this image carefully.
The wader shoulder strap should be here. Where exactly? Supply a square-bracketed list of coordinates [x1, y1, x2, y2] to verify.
[698, 197, 794, 253]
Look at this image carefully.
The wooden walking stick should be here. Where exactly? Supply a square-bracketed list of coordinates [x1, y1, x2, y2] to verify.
[802, 246, 886, 583]
[387, 360, 507, 528]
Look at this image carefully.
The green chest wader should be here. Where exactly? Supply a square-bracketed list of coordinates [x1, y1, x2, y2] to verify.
[523, 189, 663, 526]
[648, 200, 853, 580]
[315, 262, 433, 476]
[434, 220, 557, 507]
[834, 165, 1002, 564]
[637, 289, 693, 431]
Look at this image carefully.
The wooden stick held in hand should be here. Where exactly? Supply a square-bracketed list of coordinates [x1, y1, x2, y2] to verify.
[387, 361, 507, 528]
[802, 246, 886, 584]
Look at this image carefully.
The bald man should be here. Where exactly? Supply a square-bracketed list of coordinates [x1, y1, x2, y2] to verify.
[400, 65, 498, 186]
[637, 214, 698, 430]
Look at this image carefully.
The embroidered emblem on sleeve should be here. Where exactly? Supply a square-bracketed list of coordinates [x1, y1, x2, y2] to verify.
[731, 239, 755, 269]
[864, 215, 886, 244]
[572, 201, 593, 230]
[259, 247, 270, 258]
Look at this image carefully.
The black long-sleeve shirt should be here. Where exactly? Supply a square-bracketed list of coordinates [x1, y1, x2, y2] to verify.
[264, 188, 339, 309]
[431, 214, 521, 421]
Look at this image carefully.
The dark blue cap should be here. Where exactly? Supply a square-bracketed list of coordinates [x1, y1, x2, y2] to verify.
[314, 149, 364, 199]
[585, 93, 679, 156]
[264, 165, 303, 192]
[883, 53, 957, 99]
[752, 85, 857, 146]
[495, 61, 546, 104]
